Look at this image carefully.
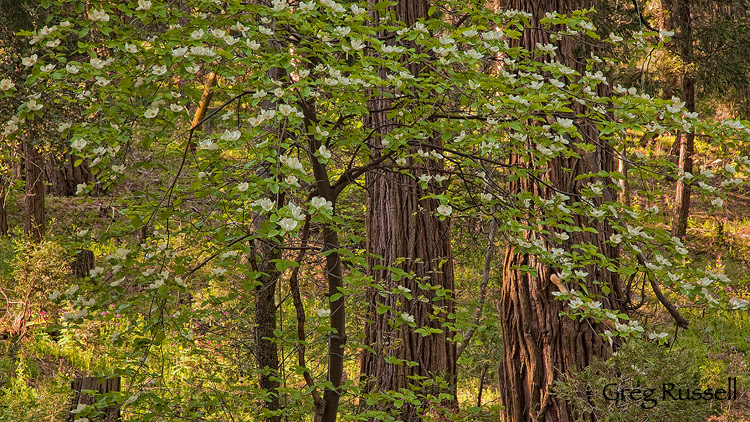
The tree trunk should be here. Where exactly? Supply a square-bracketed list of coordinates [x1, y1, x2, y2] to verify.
[71, 249, 95, 278]
[45, 152, 95, 196]
[24, 140, 45, 242]
[69, 376, 121, 421]
[254, 237, 282, 422]
[253, 66, 284, 422]
[671, 0, 694, 239]
[617, 149, 631, 206]
[0, 179, 7, 236]
[362, 1, 457, 419]
[189, 72, 217, 149]
[299, 100, 347, 422]
[499, 1, 625, 421]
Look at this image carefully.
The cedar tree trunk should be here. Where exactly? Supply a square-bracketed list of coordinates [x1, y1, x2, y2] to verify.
[24, 140, 45, 242]
[45, 152, 95, 196]
[362, 1, 457, 420]
[253, 66, 284, 422]
[499, 1, 626, 421]
[671, 0, 694, 238]
[254, 235, 282, 422]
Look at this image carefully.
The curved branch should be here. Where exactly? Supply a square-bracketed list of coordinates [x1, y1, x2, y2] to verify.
[457, 218, 496, 359]
[637, 252, 689, 329]
[288, 216, 322, 407]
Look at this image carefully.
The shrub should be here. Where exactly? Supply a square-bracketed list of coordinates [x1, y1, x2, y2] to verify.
[555, 338, 720, 422]
[1, 240, 71, 338]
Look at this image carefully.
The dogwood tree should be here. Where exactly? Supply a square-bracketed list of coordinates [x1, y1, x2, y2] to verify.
[5, 0, 749, 421]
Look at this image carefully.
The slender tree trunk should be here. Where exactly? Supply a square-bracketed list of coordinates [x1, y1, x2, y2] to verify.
[189, 72, 217, 150]
[253, 66, 284, 422]
[617, 148, 631, 206]
[362, 1, 456, 420]
[499, 2, 625, 421]
[0, 178, 7, 236]
[319, 224, 346, 422]
[671, 0, 694, 238]
[254, 242, 282, 422]
[24, 140, 45, 242]
[297, 88, 347, 422]
[304, 119, 347, 422]
[457, 218, 496, 359]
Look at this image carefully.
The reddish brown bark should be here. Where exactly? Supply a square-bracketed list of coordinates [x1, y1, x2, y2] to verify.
[671, 0, 695, 238]
[361, 1, 456, 420]
[69, 376, 121, 421]
[45, 152, 95, 197]
[499, 2, 625, 421]
[24, 140, 45, 242]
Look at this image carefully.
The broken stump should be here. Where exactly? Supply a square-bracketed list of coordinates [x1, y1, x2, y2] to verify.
[69, 376, 121, 421]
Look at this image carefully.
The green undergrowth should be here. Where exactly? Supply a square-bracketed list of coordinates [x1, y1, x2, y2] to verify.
[556, 312, 750, 422]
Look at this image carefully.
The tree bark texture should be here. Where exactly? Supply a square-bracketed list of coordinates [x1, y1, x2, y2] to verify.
[500, 1, 626, 421]
[671, 0, 694, 238]
[24, 140, 45, 242]
[254, 236, 282, 422]
[362, 1, 457, 419]
[71, 249, 95, 279]
[45, 152, 95, 197]
[69, 376, 121, 421]
[253, 66, 284, 422]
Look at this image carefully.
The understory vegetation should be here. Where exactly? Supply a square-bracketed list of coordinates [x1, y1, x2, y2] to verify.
[1, 0, 750, 421]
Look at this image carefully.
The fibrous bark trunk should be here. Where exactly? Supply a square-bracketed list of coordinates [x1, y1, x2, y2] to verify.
[499, 1, 625, 421]
[24, 140, 45, 242]
[671, 0, 694, 238]
[71, 249, 95, 279]
[362, 1, 457, 419]
[69, 376, 121, 421]
[253, 66, 284, 422]
[254, 236, 282, 422]
[45, 152, 95, 196]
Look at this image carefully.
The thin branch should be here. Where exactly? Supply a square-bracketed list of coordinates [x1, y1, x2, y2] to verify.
[182, 234, 253, 281]
[636, 252, 689, 329]
[457, 218, 497, 359]
[332, 150, 396, 197]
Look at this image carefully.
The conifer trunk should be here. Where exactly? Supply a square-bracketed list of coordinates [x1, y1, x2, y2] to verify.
[499, 1, 625, 421]
[362, 1, 457, 420]
[24, 140, 45, 242]
[671, 0, 694, 238]
[45, 153, 94, 196]
[253, 66, 284, 422]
